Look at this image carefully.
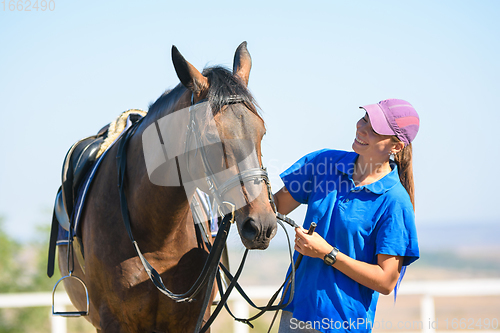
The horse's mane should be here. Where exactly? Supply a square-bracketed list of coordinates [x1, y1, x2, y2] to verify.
[201, 66, 260, 118]
[148, 66, 262, 121]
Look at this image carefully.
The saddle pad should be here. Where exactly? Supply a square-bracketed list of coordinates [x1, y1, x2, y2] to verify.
[97, 109, 147, 158]
[57, 111, 145, 245]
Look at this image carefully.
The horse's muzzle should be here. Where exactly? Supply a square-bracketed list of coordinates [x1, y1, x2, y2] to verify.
[239, 215, 277, 250]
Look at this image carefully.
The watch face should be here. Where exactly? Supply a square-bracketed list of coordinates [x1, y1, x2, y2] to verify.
[324, 255, 334, 266]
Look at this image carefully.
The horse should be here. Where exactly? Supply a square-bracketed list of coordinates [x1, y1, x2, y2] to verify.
[57, 42, 278, 332]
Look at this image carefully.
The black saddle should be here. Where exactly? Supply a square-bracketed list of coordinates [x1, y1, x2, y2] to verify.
[61, 134, 105, 220]
[55, 124, 109, 228]
[47, 125, 108, 277]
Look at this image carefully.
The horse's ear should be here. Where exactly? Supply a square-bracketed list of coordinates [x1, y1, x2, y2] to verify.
[171, 45, 209, 99]
[233, 41, 252, 86]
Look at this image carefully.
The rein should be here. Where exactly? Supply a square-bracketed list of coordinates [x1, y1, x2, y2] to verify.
[116, 95, 298, 332]
[117, 120, 233, 304]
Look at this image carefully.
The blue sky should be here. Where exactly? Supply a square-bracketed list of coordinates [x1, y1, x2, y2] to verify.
[1, 0, 499, 241]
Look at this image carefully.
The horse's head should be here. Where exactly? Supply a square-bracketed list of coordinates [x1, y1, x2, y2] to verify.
[171, 42, 277, 250]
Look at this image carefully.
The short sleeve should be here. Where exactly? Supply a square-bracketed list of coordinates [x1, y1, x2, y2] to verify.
[279, 149, 328, 204]
[375, 204, 419, 266]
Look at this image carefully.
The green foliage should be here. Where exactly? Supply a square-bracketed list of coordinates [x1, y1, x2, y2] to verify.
[0, 218, 23, 293]
[0, 216, 63, 333]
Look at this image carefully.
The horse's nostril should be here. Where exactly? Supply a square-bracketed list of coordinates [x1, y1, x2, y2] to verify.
[241, 218, 259, 241]
[266, 225, 275, 239]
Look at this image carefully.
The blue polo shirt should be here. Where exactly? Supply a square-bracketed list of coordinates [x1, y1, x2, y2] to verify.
[280, 149, 419, 332]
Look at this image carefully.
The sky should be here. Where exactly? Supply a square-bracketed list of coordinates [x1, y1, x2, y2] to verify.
[1, 0, 499, 243]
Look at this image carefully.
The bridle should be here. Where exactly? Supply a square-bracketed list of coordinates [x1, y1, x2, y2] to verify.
[115, 93, 297, 332]
[184, 95, 277, 220]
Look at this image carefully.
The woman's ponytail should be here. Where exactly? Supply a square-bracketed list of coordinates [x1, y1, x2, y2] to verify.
[393, 143, 415, 211]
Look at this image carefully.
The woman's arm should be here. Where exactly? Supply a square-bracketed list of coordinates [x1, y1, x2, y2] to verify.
[273, 186, 301, 215]
[294, 227, 403, 295]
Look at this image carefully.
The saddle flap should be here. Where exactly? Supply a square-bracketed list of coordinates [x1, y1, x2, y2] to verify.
[54, 189, 70, 231]
[61, 136, 104, 219]
[73, 137, 104, 186]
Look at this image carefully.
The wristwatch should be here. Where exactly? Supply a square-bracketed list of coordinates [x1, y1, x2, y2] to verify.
[323, 247, 339, 266]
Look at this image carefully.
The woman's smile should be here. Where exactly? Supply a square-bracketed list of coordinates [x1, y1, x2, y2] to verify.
[354, 135, 368, 146]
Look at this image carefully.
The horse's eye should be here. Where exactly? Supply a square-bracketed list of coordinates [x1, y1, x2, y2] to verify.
[204, 132, 219, 143]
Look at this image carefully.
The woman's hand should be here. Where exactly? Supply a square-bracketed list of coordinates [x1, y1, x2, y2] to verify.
[294, 226, 403, 295]
[294, 226, 333, 259]
[294, 226, 403, 294]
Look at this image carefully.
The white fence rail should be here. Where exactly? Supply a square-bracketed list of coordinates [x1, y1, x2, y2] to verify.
[1, 279, 499, 333]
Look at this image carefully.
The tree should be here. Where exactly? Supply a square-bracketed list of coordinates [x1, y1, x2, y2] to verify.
[0, 217, 23, 293]
[0, 216, 56, 332]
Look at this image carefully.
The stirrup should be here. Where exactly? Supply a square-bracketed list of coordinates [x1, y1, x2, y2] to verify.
[52, 273, 89, 317]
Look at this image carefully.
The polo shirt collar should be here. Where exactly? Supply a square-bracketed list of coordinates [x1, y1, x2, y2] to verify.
[335, 152, 400, 194]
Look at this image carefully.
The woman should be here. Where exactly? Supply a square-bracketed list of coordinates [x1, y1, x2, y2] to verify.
[274, 99, 420, 333]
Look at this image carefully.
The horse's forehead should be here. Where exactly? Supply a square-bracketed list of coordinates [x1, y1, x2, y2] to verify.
[216, 104, 264, 138]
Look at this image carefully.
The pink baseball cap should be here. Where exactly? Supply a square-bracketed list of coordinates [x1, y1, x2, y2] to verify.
[359, 99, 420, 146]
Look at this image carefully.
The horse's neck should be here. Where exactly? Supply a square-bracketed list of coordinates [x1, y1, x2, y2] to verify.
[121, 91, 197, 237]
[124, 127, 193, 237]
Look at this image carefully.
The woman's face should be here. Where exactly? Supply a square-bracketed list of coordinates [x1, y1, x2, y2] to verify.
[352, 113, 398, 159]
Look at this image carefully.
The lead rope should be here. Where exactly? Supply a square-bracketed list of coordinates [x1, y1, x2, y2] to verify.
[266, 222, 317, 333]
[195, 219, 296, 332]
[215, 219, 297, 326]
[190, 186, 298, 332]
[215, 174, 302, 327]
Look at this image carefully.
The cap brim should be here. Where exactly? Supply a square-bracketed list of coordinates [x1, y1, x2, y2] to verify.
[359, 104, 394, 136]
